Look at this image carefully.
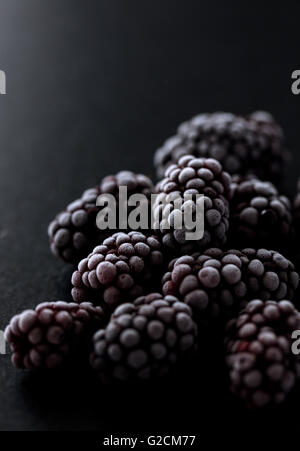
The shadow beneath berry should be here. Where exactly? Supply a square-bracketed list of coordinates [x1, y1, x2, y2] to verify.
[15, 339, 300, 435]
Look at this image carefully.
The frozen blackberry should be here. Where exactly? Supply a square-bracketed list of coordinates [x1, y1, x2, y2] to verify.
[48, 171, 154, 263]
[4, 301, 106, 369]
[71, 232, 164, 311]
[90, 293, 197, 382]
[153, 155, 231, 255]
[154, 111, 289, 183]
[162, 248, 299, 319]
[229, 175, 293, 249]
[225, 299, 300, 408]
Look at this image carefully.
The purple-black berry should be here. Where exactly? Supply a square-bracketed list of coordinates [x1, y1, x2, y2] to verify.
[154, 111, 289, 183]
[48, 171, 153, 263]
[90, 293, 197, 382]
[71, 232, 164, 311]
[229, 175, 293, 249]
[225, 299, 300, 408]
[5, 301, 106, 369]
[162, 248, 299, 320]
[153, 155, 231, 255]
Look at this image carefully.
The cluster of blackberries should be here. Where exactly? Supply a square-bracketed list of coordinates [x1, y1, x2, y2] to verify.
[5, 110, 300, 410]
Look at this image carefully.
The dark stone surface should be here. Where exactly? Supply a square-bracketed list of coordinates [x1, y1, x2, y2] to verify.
[0, 0, 300, 433]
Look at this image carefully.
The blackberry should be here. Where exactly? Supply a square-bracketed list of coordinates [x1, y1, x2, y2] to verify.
[71, 232, 164, 311]
[154, 111, 289, 183]
[48, 171, 154, 263]
[90, 293, 197, 382]
[162, 248, 299, 320]
[225, 299, 300, 408]
[153, 155, 231, 255]
[4, 301, 106, 369]
[229, 175, 293, 249]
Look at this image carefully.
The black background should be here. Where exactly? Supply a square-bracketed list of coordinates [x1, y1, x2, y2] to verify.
[0, 0, 300, 437]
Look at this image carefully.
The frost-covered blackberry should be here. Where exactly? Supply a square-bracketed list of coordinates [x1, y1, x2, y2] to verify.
[71, 232, 164, 311]
[5, 301, 106, 369]
[154, 111, 289, 183]
[48, 171, 153, 263]
[162, 248, 299, 319]
[230, 175, 293, 249]
[90, 293, 197, 382]
[225, 299, 300, 408]
[153, 155, 231, 255]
